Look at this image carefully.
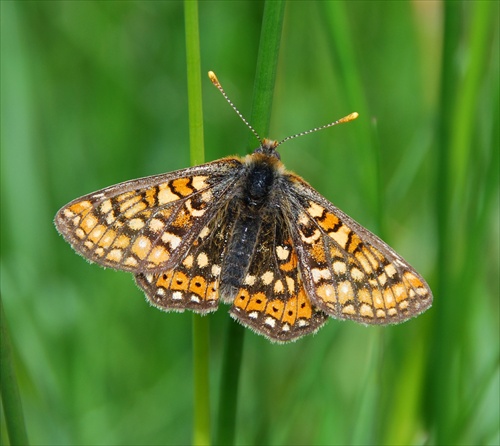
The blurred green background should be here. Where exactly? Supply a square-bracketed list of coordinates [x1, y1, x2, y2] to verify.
[1, 1, 498, 445]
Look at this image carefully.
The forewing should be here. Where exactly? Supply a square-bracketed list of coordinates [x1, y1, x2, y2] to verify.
[285, 176, 433, 324]
[55, 158, 242, 273]
[229, 212, 327, 342]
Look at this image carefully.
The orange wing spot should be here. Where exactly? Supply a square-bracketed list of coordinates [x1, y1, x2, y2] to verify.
[119, 195, 142, 212]
[360, 303, 374, 318]
[282, 296, 297, 325]
[355, 251, 374, 273]
[357, 288, 373, 305]
[266, 299, 285, 318]
[392, 283, 408, 302]
[342, 304, 356, 315]
[132, 236, 151, 260]
[171, 271, 189, 291]
[189, 276, 207, 298]
[372, 248, 385, 261]
[69, 200, 92, 216]
[172, 178, 193, 197]
[347, 233, 362, 253]
[106, 249, 123, 263]
[172, 207, 192, 227]
[279, 251, 298, 272]
[362, 247, 379, 269]
[297, 289, 312, 319]
[234, 289, 251, 309]
[383, 288, 396, 308]
[124, 201, 147, 218]
[147, 246, 170, 265]
[157, 271, 174, 287]
[372, 289, 384, 309]
[88, 224, 106, 243]
[80, 213, 98, 234]
[247, 292, 267, 312]
[116, 191, 135, 202]
[144, 188, 157, 207]
[310, 242, 326, 262]
[316, 283, 336, 306]
[206, 281, 218, 301]
[318, 212, 340, 231]
[97, 229, 117, 248]
[112, 234, 130, 248]
[329, 224, 350, 249]
[403, 271, 425, 288]
[338, 281, 354, 304]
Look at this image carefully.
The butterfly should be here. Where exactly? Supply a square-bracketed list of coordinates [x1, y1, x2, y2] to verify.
[54, 71, 432, 343]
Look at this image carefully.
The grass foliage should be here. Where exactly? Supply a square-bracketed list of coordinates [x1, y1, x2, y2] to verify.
[1, 1, 498, 445]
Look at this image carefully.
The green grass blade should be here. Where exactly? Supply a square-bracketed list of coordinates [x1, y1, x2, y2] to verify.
[1, 298, 30, 446]
[184, 2, 210, 445]
[247, 0, 286, 149]
[215, 2, 285, 445]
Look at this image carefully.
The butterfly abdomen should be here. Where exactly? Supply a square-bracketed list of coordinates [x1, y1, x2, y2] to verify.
[220, 154, 281, 300]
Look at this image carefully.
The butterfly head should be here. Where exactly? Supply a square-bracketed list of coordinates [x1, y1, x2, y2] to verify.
[254, 138, 280, 159]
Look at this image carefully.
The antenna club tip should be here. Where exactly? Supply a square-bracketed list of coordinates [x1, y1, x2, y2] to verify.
[208, 71, 220, 86]
[339, 112, 359, 124]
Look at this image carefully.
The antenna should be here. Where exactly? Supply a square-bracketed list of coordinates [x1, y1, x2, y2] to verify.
[208, 71, 358, 148]
[277, 112, 359, 147]
[208, 71, 263, 145]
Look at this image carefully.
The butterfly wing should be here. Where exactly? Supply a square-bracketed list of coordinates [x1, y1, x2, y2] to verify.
[285, 175, 433, 324]
[134, 203, 234, 314]
[228, 211, 328, 342]
[55, 158, 243, 273]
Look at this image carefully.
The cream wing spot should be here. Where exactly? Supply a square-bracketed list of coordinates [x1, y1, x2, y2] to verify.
[333, 261, 347, 275]
[183, 255, 194, 268]
[186, 199, 206, 217]
[158, 184, 178, 205]
[211, 265, 221, 276]
[124, 257, 138, 267]
[197, 252, 209, 268]
[265, 317, 276, 328]
[244, 275, 256, 286]
[311, 268, 332, 283]
[106, 249, 123, 263]
[199, 226, 210, 239]
[276, 245, 290, 260]
[192, 176, 208, 190]
[274, 280, 284, 293]
[307, 201, 325, 217]
[128, 218, 145, 231]
[149, 218, 165, 232]
[350, 267, 364, 281]
[162, 232, 181, 249]
[100, 199, 112, 214]
[261, 271, 274, 285]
